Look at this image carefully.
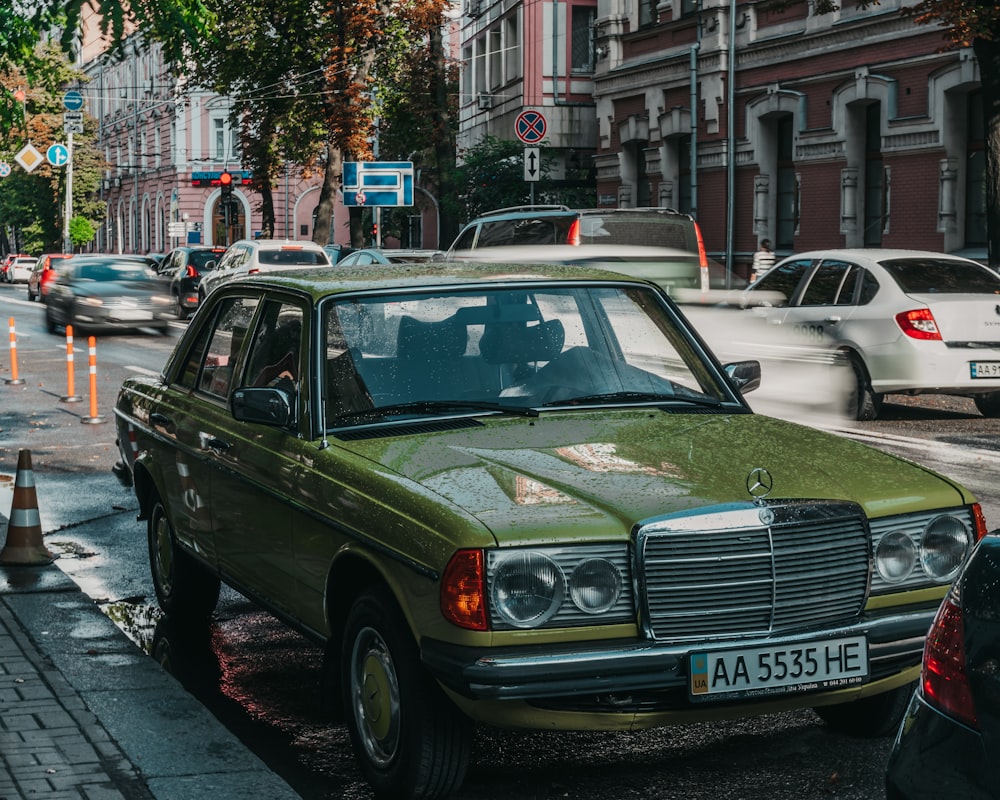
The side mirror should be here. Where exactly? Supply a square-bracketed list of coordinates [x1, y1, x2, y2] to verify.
[203, 260, 217, 270]
[232, 386, 296, 427]
[724, 360, 761, 394]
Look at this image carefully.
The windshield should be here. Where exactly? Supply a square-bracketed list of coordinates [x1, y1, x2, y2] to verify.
[76, 262, 154, 281]
[321, 284, 737, 428]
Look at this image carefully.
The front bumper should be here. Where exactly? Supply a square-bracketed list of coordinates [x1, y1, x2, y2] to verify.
[421, 607, 934, 704]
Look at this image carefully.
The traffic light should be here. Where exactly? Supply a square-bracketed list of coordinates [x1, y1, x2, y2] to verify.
[370, 222, 378, 239]
[219, 170, 234, 198]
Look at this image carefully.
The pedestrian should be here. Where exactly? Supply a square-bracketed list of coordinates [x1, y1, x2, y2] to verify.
[751, 239, 775, 282]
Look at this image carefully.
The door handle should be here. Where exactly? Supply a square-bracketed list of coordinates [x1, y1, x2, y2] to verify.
[150, 412, 173, 430]
[199, 432, 232, 453]
[824, 316, 842, 324]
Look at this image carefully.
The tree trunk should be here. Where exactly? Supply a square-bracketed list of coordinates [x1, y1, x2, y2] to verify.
[974, 37, 1000, 267]
[313, 143, 340, 246]
[259, 182, 275, 239]
[430, 26, 458, 248]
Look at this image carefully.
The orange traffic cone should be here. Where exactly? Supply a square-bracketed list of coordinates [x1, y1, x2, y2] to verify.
[0, 450, 55, 566]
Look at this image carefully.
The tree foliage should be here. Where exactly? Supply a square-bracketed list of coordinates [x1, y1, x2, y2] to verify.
[0, 44, 105, 253]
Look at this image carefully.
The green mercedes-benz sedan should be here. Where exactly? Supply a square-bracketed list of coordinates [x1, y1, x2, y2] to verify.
[114, 262, 989, 800]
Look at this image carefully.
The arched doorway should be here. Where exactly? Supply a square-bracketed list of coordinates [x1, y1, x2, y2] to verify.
[213, 196, 243, 246]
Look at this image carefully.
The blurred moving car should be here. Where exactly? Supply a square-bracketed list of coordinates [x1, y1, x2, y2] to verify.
[27, 253, 73, 302]
[2, 255, 37, 284]
[45, 255, 174, 334]
[447, 207, 712, 295]
[114, 261, 986, 799]
[740, 249, 1000, 420]
[158, 246, 227, 319]
[336, 247, 445, 266]
[198, 239, 330, 300]
[885, 532, 1000, 800]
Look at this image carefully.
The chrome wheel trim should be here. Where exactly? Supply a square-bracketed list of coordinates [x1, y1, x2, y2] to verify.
[350, 625, 401, 768]
[151, 508, 175, 598]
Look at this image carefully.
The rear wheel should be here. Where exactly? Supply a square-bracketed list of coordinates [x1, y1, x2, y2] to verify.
[846, 353, 882, 421]
[341, 587, 471, 800]
[974, 392, 1000, 417]
[813, 683, 913, 738]
[148, 497, 220, 619]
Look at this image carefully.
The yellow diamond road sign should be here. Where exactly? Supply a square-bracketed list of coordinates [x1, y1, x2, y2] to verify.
[15, 144, 43, 172]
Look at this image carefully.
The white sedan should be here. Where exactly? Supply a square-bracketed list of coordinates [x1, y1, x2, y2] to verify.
[740, 248, 1000, 420]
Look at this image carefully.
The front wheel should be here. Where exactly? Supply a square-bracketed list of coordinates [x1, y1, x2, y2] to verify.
[846, 353, 882, 421]
[813, 683, 914, 738]
[341, 587, 471, 800]
[148, 498, 220, 620]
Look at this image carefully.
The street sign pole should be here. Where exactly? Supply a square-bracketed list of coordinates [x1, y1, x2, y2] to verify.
[63, 131, 73, 254]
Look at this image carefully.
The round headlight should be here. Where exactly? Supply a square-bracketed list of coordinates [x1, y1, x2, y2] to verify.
[921, 515, 971, 581]
[569, 558, 623, 615]
[491, 552, 564, 628]
[875, 531, 917, 583]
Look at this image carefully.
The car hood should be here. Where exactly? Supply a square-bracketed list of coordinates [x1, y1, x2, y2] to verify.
[70, 279, 167, 296]
[339, 411, 970, 545]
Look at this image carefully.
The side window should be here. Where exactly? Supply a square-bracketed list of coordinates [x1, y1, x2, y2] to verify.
[195, 296, 261, 399]
[244, 301, 304, 392]
[452, 225, 478, 250]
[858, 270, 880, 305]
[752, 259, 811, 307]
[799, 260, 855, 306]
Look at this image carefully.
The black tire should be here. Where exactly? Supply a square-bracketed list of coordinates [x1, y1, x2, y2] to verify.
[44, 307, 59, 334]
[813, 683, 914, 738]
[341, 587, 471, 800]
[148, 497, 220, 620]
[974, 392, 1000, 417]
[27, 287, 36, 301]
[177, 303, 190, 321]
[847, 353, 882, 421]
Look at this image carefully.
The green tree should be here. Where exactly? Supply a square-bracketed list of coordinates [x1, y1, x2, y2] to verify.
[68, 215, 94, 249]
[0, 45, 105, 253]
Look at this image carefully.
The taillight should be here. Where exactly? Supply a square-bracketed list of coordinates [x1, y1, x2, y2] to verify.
[567, 218, 581, 246]
[895, 308, 942, 340]
[441, 549, 489, 630]
[185, 265, 199, 278]
[921, 586, 978, 728]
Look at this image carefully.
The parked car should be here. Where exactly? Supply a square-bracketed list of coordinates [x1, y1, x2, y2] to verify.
[198, 239, 331, 300]
[324, 244, 353, 264]
[885, 532, 1000, 800]
[27, 253, 73, 302]
[1, 253, 30, 282]
[337, 248, 445, 266]
[114, 262, 987, 800]
[45, 255, 174, 335]
[2, 255, 37, 284]
[739, 249, 1000, 420]
[447, 206, 711, 294]
[158, 246, 227, 319]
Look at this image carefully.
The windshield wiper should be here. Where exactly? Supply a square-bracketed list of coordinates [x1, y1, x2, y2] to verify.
[335, 399, 540, 423]
[543, 390, 723, 408]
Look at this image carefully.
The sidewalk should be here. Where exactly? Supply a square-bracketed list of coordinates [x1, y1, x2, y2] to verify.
[0, 561, 301, 800]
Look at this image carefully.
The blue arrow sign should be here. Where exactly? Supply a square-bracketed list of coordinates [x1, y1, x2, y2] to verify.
[63, 90, 84, 111]
[46, 144, 69, 167]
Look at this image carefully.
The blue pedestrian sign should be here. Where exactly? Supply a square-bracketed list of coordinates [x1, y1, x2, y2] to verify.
[343, 161, 414, 206]
[46, 144, 69, 167]
[63, 90, 84, 111]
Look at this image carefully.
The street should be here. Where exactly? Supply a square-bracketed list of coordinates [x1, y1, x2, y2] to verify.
[1, 281, 998, 799]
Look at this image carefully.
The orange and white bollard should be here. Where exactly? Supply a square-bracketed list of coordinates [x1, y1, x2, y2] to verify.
[60, 324, 81, 403]
[81, 336, 106, 425]
[5, 316, 24, 386]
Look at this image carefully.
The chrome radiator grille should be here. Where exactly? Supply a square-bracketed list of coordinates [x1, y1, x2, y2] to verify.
[637, 502, 870, 641]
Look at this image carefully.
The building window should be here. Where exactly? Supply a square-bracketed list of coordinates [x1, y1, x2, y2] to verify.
[504, 16, 521, 82]
[966, 90, 986, 247]
[489, 27, 502, 89]
[571, 5, 595, 73]
[639, 0, 657, 27]
[212, 115, 238, 161]
[863, 102, 884, 247]
[680, 0, 698, 15]
[462, 45, 473, 104]
[776, 115, 797, 249]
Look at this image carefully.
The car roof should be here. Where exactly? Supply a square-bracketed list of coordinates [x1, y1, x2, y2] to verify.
[219, 260, 658, 298]
[777, 248, 987, 264]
